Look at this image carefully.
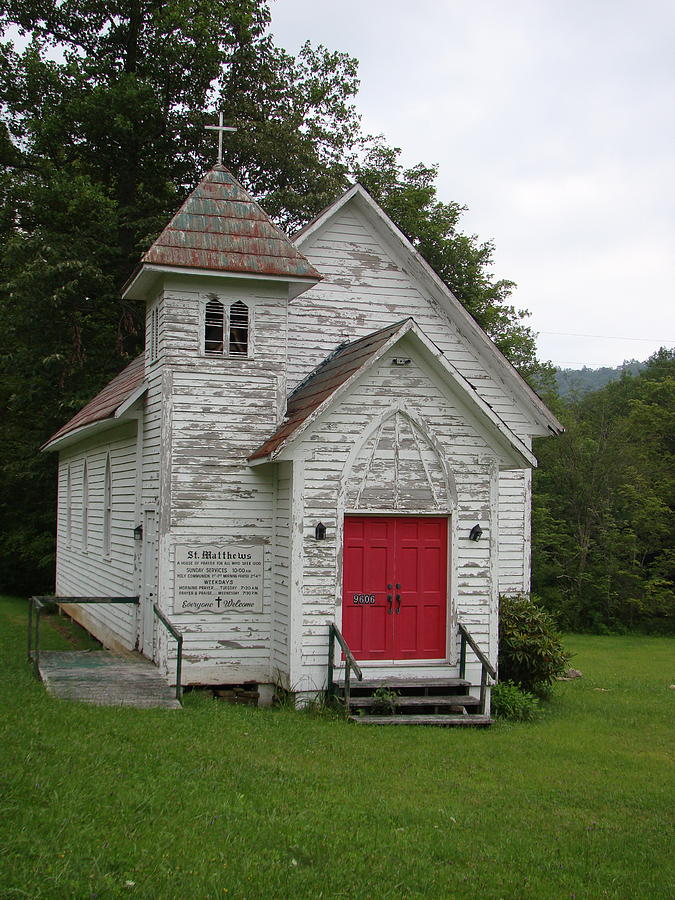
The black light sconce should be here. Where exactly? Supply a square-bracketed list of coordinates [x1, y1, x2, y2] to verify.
[469, 524, 483, 542]
[133, 524, 143, 542]
[315, 522, 327, 541]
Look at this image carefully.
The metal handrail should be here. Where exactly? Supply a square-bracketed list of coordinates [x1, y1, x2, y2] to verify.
[153, 604, 183, 702]
[327, 622, 362, 712]
[458, 621, 497, 713]
[458, 622, 497, 679]
[28, 595, 139, 674]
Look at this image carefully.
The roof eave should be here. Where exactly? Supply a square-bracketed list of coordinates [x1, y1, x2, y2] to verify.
[42, 386, 147, 453]
[248, 319, 537, 468]
[122, 263, 321, 302]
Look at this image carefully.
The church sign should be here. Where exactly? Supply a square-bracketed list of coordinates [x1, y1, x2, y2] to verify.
[174, 544, 264, 614]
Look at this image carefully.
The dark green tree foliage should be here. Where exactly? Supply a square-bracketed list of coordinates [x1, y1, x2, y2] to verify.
[532, 349, 675, 632]
[555, 359, 646, 400]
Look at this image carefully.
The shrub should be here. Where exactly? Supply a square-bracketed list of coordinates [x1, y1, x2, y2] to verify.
[491, 681, 540, 722]
[499, 593, 570, 695]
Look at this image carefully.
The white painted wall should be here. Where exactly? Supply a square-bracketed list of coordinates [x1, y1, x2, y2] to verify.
[282, 341, 502, 693]
[56, 423, 139, 650]
[150, 276, 289, 684]
[291, 203, 535, 596]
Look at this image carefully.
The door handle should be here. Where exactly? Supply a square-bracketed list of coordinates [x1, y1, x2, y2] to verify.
[387, 595, 393, 614]
[395, 594, 401, 614]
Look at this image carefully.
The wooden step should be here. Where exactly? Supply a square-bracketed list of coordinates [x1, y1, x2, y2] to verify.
[336, 677, 471, 691]
[348, 694, 481, 709]
[350, 714, 491, 727]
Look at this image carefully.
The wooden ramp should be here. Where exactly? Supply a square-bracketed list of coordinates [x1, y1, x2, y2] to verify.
[36, 650, 181, 709]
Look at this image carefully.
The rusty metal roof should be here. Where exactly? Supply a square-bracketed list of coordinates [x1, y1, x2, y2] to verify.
[44, 355, 145, 448]
[141, 166, 321, 281]
[249, 320, 411, 461]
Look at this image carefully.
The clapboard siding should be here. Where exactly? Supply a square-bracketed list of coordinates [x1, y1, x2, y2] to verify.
[292, 206, 536, 608]
[48, 179, 556, 698]
[497, 468, 531, 593]
[55, 424, 138, 650]
[292, 209, 532, 433]
[271, 462, 292, 679]
[148, 279, 288, 683]
[289, 351, 498, 692]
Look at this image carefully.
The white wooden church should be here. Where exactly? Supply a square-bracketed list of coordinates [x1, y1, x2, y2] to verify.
[43, 159, 562, 716]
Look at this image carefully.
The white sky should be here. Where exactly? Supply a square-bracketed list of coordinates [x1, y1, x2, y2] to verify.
[271, 0, 675, 368]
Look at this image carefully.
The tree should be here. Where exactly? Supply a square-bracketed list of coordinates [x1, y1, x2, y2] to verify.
[532, 350, 675, 632]
[0, 1, 546, 592]
[0, 0, 362, 591]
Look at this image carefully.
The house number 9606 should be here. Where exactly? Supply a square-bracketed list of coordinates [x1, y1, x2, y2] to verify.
[353, 593, 376, 605]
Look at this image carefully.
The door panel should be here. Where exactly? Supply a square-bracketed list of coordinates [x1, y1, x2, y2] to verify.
[342, 516, 448, 661]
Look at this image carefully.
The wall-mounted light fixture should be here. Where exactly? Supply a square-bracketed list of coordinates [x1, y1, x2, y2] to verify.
[133, 524, 143, 542]
[315, 522, 327, 540]
[469, 524, 483, 542]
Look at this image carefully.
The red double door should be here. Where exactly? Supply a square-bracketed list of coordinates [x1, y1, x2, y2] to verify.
[342, 516, 448, 661]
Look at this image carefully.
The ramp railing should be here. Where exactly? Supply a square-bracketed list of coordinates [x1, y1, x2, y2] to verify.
[28, 596, 140, 674]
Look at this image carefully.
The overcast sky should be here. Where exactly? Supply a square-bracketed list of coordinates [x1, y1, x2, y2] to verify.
[271, 0, 674, 369]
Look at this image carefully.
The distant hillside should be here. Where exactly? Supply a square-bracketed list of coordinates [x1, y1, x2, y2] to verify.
[555, 360, 646, 398]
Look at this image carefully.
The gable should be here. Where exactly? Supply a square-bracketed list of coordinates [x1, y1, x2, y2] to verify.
[250, 319, 536, 469]
[292, 185, 562, 440]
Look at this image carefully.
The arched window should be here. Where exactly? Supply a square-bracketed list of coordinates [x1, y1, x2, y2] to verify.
[229, 301, 249, 356]
[204, 299, 225, 355]
[82, 461, 89, 551]
[103, 455, 112, 557]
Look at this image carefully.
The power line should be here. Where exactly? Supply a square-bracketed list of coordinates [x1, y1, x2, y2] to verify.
[538, 330, 675, 343]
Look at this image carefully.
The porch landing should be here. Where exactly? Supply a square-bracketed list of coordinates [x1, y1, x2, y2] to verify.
[36, 650, 181, 709]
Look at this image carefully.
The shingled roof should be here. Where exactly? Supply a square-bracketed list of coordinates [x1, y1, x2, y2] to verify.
[137, 165, 321, 281]
[249, 320, 410, 461]
[43, 355, 145, 449]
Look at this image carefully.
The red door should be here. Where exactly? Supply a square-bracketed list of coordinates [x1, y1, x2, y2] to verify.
[342, 516, 448, 660]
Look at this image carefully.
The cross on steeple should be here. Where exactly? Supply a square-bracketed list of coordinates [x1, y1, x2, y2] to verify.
[205, 112, 237, 166]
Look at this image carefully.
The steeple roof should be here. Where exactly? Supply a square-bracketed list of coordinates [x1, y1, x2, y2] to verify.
[140, 165, 320, 280]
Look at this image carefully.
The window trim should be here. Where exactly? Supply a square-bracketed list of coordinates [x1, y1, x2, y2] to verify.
[148, 303, 160, 363]
[103, 454, 112, 559]
[66, 463, 72, 548]
[82, 460, 89, 552]
[201, 296, 253, 359]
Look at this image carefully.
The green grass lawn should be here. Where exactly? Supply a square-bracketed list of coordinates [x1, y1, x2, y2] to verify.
[1, 596, 673, 899]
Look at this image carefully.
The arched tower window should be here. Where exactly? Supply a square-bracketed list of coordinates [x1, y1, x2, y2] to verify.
[82, 460, 89, 551]
[229, 301, 249, 356]
[103, 455, 112, 557]
[204, 299, 225, 355]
